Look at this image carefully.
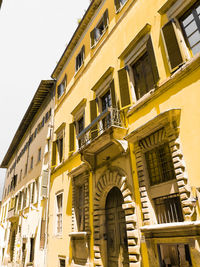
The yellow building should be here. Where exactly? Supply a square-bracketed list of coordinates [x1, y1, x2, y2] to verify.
[47, 0, 200, 266]
[0, 80, 55, 267]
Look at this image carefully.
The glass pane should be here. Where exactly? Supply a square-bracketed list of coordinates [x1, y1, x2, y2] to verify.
[191, 41, 200, 55]
[184, 20, 197, 37]
[187, 30, 200, 47]
[196, 5, 200, 15]
[182, 13, 194, 27]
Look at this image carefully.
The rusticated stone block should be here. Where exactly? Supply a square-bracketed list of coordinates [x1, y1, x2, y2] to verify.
[128, 239, 137, 246]
[122, 188, 132, 198]
[183, 206, 192, 215]
[180, 193, 189, 200]
[129, 262, 140, 267]
[126, 223, 135, 230]
[125, 209, 134, 215]
[129, 255, 138, 262]
[124, 195, 133, 203]
[128, 245, 140, 254]
[94, 252, 101, 258]
[125, 214, 137, 223]
[127, 230, 139, 238]
[122, 202, 135, 210]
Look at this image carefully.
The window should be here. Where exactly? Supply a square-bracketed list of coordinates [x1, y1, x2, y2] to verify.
[56, 193, 63, 235]
[30, 237, 35, 262]
[180, 1, 200, 56]
[22, 189, 27, 209]
[59, 258, 66, 267]
[57, 134, 63, 163]
[145, 142, 176, 186]
[30, 157, 33, 170]
[76, 185, 85, 231]
[75, 46, 85, 72]
[114, 0, 128, 13]
[90, 9, 108, 47]
[154, 194, 183, 224]
[119, 35, 159, 105]
[101, 90, 112, 129]
[18, 192, 22, 210]
[31, 182, 35, 204]
[158, 244, 192, 267]
[57, 75, 67, 99]
[77, 116, 84, 148]
[38, 148, 41, 162]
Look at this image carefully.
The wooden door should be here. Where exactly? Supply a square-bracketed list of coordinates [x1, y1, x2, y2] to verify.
[106, 187, 129, 267]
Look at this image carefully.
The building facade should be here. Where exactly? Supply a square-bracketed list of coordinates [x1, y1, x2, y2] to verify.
[0, 80, 55, 267]
[48, 0, 200, 266]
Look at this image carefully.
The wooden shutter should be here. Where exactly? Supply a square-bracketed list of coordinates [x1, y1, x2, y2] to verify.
[162, 20, 184, 72]
[40, 219, 45, 249]
[51, 141, 57, 167]
[147, 37, 159, 86]
[41, 170, 49, 198]
[81, 45, 85, 60]
[90, 100, 98, 139]
[69, 123, 75, 152]
[110, 80, 117, 108]
[114, 0, 121, 12]
[118, 67, 131, 108]
[90, 29, 95, 48]
[103, 9, 109, 28]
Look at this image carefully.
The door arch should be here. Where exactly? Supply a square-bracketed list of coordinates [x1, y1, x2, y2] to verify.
[105, 187, 129, 267]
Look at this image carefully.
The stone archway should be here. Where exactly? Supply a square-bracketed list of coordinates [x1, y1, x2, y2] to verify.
[93, 167, 140, 267]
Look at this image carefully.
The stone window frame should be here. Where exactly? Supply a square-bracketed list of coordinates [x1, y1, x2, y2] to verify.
[69, 164, 90, 233]
[125, 109, 195, 226]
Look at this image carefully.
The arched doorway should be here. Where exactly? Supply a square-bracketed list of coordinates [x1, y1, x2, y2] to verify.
[105, 187, 129, 267]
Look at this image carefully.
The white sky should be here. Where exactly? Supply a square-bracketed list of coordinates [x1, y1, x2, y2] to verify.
[0, 0, 90, 199]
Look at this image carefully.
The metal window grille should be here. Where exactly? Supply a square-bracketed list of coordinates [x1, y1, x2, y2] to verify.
[145, 142, 175, 186]
[154, 194, 183, 224]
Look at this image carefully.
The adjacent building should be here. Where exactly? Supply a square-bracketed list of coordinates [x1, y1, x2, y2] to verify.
[47, 0, 200, 266]
[0, 80, 55, 267]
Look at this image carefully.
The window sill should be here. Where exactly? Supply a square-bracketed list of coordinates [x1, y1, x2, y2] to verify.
[55, 233, 63, 239]
[141, 221, 200, 238]
[127, 53, 200, 117]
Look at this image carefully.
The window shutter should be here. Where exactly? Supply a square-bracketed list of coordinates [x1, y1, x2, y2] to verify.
[162, 20, 184, 72]
[147, 37, 159, 86]
[114, 0, 121, 12]
[51, 141, 57, 167]
[110, 80, 117, 108]
[81, 45, 85, 60]
[69, 123, 75, 152]
[90, 29, 95, 48]
[118, 67, 131, 108]
[103, 9, 109, 28]
[40, 219, 45, 249]
[41, 170, 49, 198]
[90, 100, 98, 139]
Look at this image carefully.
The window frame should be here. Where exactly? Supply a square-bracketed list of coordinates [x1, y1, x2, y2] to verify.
[124, 34, 159, 102]
[57, 75, 67, 99]
[75, 46, 85, 73]
[55, 192, 63, 236]
[90, 9, 109, 48]
[38, 147, 41, 163]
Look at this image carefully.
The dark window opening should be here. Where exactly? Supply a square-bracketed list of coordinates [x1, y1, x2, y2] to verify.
[145, 143, 176, 186]
[132, 52, 155, 100]
[59, 258, 66, 267]
[101, 90, 111, 129]
[30, 237, 35, 263]
[154, 194, 183, 224]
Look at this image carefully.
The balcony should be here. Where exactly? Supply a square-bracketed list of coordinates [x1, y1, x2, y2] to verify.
[77, 107, 127, 167]
[7, 208, 18, 221]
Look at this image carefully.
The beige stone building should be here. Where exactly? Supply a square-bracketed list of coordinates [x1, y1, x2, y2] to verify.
[0, 80, 55, 267]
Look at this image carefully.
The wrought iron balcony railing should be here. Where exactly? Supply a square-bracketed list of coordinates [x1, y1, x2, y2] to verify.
[77, 107, 122, 150]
